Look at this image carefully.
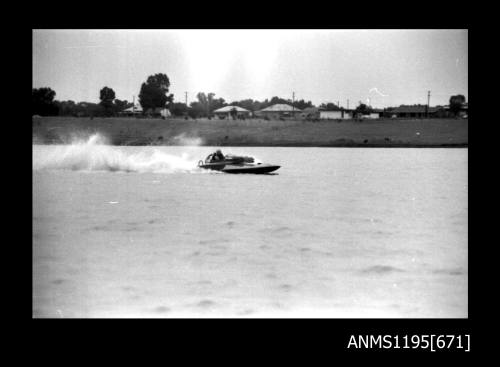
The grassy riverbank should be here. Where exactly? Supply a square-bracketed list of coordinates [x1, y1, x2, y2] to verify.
[32, 116, 468, 147]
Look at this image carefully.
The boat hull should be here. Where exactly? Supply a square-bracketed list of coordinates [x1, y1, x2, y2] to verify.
[222, 164, 280, 174]
[199, 163, 280, 174]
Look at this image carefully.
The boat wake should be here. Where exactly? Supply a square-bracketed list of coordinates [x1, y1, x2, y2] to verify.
[33, 134, 205, 174]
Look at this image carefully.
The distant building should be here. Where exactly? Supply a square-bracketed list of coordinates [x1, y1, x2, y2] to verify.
[366, 109, 383, 119]
[120, 105, 170, 118]
[461, 102, 468, 116]
[213, 105, 251, 119]
[119, 104, 143, 116]
[256, 104, 302, 119]
[444, 102, 468, 118]
[359, 113, 380, 119]
[389, 105, 444, 118]
[145, 107, 171, 118]
[319, 109, 354, 120]
[319, 110, 342, 119]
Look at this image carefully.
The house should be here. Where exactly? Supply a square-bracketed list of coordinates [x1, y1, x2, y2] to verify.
[213, 105, 251, 119]
[255, 104, 302, 119]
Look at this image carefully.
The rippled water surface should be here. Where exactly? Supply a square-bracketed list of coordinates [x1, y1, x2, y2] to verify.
[33, 142, 468, 317]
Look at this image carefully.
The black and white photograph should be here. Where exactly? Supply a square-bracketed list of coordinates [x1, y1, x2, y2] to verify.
[32, 29, 468, 319]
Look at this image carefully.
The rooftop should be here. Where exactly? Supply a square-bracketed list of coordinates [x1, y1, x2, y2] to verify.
[391, 105, 443, 114]
[259, 103, 302, 112]
[213, 105, 250, 113]
[122, 104, 143, 112]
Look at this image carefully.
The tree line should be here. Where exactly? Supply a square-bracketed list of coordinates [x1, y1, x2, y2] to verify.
[32, 72, 467, 118]
[32, 73, 174, 118]
[32, 87, 135, 118]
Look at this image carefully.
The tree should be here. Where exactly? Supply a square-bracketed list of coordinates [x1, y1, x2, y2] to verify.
[139, 73, 174, 112]
[230, 107, 238, 120]
[292, 99, 314, 110]
[169, 102, 189, 117]
[33, 87, 59, 116]
[99, 86, 116, 116]
[113, 99, 133, 114]
[449, 95, 466, 117]
[189, 92, 226, 117]
[54, 100, 76, 116]
[188, 101, 203, 119]
[258, 99, 270, 110]
[231, 99, 255, 111]
[355, 102, 372, 116]
[319, 102, 341, 111]
[269, 96, 291, 106]
[189, 101, 205, 118]
[207, 93, 226, 113]
[72, 102, 104, 117]
[207, 93, 215, 115]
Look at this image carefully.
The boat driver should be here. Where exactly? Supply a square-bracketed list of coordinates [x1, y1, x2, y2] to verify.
[212, 149, 225, 161]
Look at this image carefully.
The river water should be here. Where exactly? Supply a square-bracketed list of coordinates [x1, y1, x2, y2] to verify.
[32, 138, 468, 318]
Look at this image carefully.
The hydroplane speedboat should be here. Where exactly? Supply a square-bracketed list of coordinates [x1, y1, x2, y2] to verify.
[198, 150, 280, 174]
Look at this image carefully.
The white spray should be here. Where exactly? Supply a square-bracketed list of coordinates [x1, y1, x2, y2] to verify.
[33, 134, 202, 173]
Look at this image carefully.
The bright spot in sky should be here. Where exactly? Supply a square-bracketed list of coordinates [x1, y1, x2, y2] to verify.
[179, 30, 281, 97]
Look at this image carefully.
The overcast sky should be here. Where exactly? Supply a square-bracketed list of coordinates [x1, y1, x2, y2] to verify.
[33, 29, 468, 108]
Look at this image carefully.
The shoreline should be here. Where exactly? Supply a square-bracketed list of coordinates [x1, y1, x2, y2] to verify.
[33, 141, 468, 148]
[33, 116, 468, 148]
